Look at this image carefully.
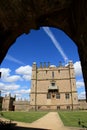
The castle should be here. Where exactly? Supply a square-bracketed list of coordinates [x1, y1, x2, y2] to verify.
[1, 61, 87, 111]
[30, 61, 78, 110]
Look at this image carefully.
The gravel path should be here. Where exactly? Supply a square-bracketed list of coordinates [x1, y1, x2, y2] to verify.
[29, 112, 70, 130]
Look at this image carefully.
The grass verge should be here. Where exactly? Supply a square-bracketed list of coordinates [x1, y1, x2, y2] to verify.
[1, 111, 48, 123]
[58, 111, 87, 127]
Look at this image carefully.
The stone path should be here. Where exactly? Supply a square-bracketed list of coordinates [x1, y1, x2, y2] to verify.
[29, 112, 70, 130]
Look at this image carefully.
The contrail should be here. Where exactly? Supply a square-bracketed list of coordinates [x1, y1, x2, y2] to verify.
[5, 54, 25, 65]
[42, 27, 69, 63]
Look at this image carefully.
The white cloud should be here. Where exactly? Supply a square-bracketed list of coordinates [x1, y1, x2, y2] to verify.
[5, 84, 20, 91]
[0, 68, 11, 78]
[23, 75, 31, 81]
[74, 61, 83, 77]
[0, 83, 20, 91]
[0, 66, 31, 99]
[76, 81, 85, 88]
[14, 89, 31, 94]
[78, 91, 86, 99]
[4, 75, 22, 82]
[16, 65, 32, 75]
[13, 89, 31, 100]
[16, 65, 32, 81]
[0, 68, 22, 82]
[0, 82, 5, 89]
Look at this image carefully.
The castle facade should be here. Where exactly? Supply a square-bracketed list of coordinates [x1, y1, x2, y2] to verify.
[30, 61, 79, 110]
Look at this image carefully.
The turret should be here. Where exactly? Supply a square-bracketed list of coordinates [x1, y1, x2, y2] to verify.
[32, 62, 37, 70]
[68, 60, 73, 68]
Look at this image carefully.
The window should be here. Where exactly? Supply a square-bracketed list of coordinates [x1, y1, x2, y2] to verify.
[38, 106, 41, 109]
[57, 106, 60, 110]
[52, 71, 54, 78]
[52, 94, 55, 98]
[65, 93, 70, 99]
[51, 82, 55, 86]
[47, 93, 51, 99]
[67, 106, 70, 110]
[58, 70, 60, 73]
[56, 93, 60, 99]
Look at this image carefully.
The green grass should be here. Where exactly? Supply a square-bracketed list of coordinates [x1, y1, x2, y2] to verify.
[1, 111, 48, 123]
[58, 111, 87, 127]
[1, 111, 87, 127]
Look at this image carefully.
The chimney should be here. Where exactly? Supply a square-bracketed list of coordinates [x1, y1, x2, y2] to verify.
[44, 62, 46, 68]
[59, 61, 62, 67]
[40, 62, 42, 68]
[48, 62, 50, 67]
[32, 62, 37, 70]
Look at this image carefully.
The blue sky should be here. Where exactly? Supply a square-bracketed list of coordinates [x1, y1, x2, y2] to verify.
[0, 27, 85, 100]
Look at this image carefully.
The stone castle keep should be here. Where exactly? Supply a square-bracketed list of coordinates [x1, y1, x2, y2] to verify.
[30, 61, 78, 110]
[2, 61, 87, 111]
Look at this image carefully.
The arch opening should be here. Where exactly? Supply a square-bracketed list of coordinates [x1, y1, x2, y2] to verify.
[0, 27, 86, 111]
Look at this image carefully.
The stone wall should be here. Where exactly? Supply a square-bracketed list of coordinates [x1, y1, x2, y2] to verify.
[14, 101, 30, 111]
[78, 99, 87, 110]
[2, 95, 15, 111]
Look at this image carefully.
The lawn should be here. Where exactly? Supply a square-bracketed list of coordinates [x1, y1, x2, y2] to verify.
[1, 111, 87, 128]
[1, 111, 48, 123]
[58, 111, 87, 127]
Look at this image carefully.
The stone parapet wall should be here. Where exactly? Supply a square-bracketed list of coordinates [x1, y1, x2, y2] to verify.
[78, 99, 87, 110]
[14, 101, 30, 111]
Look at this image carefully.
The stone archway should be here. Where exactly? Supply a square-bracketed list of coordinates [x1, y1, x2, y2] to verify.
[0, 0, 87, 101]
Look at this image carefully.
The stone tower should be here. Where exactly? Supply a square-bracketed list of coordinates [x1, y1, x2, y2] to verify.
[30, 61, 78, 110]
[2, 94, 15, 111]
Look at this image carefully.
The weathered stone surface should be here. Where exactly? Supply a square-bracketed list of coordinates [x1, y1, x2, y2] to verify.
[0, 0, 87, 100]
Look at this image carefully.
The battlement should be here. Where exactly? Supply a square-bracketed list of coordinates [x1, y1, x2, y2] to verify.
[32, 61, 75, 81]
[32, 61, 74, 69]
